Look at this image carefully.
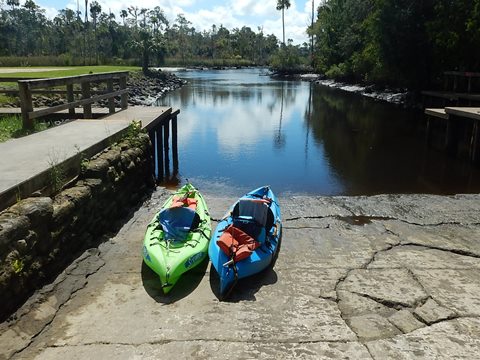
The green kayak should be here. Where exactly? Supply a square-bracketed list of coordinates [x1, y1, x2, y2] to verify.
[142, 183, 211, 293]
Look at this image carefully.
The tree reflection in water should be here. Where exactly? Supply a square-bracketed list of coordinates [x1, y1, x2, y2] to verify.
[157, 68, 480, 196]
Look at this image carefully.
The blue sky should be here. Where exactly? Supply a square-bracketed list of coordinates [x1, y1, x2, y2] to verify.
[34, 0, 315, 44]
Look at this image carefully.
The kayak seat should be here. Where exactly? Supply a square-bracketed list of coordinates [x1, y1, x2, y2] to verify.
[158, 206, 200, 242]
[231, 199, 272, 243]
[216, 225, 260, 262]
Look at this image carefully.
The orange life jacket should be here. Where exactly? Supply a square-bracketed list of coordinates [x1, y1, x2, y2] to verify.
[171, 195, 197, 210]
[216, 225, 260, 262]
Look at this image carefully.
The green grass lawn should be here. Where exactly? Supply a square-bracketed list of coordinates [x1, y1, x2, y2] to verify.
[0, 65, 141, 79]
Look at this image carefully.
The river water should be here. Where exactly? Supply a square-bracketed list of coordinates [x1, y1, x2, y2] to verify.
[157, 68, 480, 196]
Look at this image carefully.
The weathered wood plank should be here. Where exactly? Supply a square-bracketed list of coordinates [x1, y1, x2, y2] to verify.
[172, 114, 178, 171]
[445, 107, 480, 121]
[424, 108, 449, 120]
[66, 84, 75, 115]
[107, 79, 115, 114]
[119, 76, 128, 109]
[81, 82, 92, 118]
[156, 128, 164, 181]
[18, 71, 129, 89]
[163, 121, 170, 176]
[18, 82, 34, 129]
[28, 89, 128, 119]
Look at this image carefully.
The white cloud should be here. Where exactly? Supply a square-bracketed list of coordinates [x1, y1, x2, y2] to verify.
[43, 6, 59, 18]
[44, 0, 311, 44]
[229, 0, 278, 18]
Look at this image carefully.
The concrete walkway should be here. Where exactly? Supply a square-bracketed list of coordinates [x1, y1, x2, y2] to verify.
[0, 106, 172, 210]
[1, 190, 480, 359]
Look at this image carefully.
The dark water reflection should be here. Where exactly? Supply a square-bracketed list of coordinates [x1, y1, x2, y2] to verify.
[157, 68, 480, 196]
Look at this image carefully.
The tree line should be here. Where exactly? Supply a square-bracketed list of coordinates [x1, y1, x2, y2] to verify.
[3, 0, 476, 91]
[0, 1, 286, 69]
[310, 0, 480, 88]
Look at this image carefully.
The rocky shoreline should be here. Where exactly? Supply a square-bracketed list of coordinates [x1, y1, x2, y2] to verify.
[297, 73, 416, 107]
[2, 69, 186, 109]
[126, 70, 186, 106]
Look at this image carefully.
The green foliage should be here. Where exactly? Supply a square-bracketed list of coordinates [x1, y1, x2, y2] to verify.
[47, 150, 66, 193]
[0, 4, 281, 68]
[12, 259, 24, 274]
[325, 63, 350, 79]
[0, 115, 21, 142]
[312, 0, 480, 89]
[0, 115, 48, 142]
[74, 144, 89, 174]
[48, 164, 66, 193]
[80, 158, 90, 173]
[163, 57, 253, 67]
[123, 120, 144, 147]
[270, 45, 306, 72]
[0, 94, 17, 106]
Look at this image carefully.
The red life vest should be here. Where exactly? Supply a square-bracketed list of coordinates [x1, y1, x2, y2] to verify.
[216, 225, 260, 262]
[171, 195, 197, 210]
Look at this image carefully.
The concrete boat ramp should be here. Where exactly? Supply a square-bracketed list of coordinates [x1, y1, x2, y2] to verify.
[1, 189, 480, 359]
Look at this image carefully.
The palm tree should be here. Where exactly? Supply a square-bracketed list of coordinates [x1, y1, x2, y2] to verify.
[89, 1, 101, 63]
[84, 0, 88, 22]
[276, 0, 291, 46]
[120, 9, 128, 27]
[83, 0, 89, 65]
[149, 6, 167, 35]
[128, 6, 139, 30]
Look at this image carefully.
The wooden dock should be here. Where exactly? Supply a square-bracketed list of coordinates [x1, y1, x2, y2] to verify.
[0, 106, 179, 211]
[424, 106, 480, 162]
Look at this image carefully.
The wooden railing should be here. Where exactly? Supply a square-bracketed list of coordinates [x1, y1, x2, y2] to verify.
[14, 71, 129, 129]
[444, 71, 480, 93]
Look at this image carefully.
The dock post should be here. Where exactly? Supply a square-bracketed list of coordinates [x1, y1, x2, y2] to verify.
[107, 79, 115, 113]
[445, 118, 452, 153]
[156, 129, 164, 182]
[425, 117, 431, 145]
[172, 114, 178, 172]
[471, 121, 479, 163]
[18, 81, 34, 130]
[120, 75, 128, 109]
[66, 84, 75, 115]
[163, 120, 170, 177]
[147, 130, 156, 177]
[81, 81, 92, 118]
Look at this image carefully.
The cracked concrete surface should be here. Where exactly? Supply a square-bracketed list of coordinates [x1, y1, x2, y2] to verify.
[1, 191, 480, 359]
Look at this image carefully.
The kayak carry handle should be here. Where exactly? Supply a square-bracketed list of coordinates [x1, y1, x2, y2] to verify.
[223, 259, 234, 267]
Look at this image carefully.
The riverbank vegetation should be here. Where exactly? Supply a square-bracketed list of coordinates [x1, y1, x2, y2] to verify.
[310, 0, 480, 89]
[0, 2, 284, 69]
[2, 1, 477, 90]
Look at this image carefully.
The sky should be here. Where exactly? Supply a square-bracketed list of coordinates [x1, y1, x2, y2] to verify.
[34, 0, 315, 45]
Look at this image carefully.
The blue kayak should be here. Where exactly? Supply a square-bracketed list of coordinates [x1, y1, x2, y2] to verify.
[208, 186, 282, 299]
